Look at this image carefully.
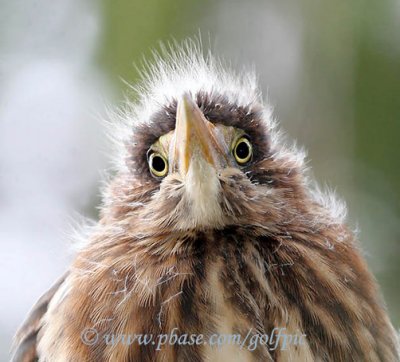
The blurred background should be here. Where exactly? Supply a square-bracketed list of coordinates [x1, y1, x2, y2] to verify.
[1, 0, 399, 357]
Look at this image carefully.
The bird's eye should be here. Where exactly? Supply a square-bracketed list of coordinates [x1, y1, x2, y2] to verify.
[148, 153, 168, 177]
[233, 137, 253, 164]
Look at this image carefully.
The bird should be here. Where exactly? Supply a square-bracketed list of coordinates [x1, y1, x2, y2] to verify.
[12, 41, 400, 362]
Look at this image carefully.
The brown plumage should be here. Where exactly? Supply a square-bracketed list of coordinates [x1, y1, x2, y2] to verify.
[12, 43, 399, 361]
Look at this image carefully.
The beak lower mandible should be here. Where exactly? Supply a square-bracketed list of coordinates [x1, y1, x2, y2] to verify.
[171, 93, 225, 176]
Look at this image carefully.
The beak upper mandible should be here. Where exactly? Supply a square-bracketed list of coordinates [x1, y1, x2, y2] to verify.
[171, 93, 225, 176]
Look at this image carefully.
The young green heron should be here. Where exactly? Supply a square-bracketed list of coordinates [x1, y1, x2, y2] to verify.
[12, 42, 399, 361]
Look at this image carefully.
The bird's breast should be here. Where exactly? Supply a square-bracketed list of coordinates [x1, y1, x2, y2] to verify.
[203, 261, 256, 362]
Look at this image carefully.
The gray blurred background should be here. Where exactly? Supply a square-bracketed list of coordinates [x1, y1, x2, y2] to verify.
[1, 0, 399, 358]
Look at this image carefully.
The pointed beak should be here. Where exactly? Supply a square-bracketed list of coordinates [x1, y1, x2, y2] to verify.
[171, 93, 226, 176]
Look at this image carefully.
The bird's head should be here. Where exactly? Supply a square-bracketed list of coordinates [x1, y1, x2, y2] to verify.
[106, 43, 308, 233]
[139, 92, 268, 230]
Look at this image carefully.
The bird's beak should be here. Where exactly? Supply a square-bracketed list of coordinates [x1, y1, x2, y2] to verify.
[171, 93, 226, 176]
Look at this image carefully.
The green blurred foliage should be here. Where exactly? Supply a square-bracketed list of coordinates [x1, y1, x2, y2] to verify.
[354, 1, 400, 206]
[98, 0, 208, 94]
[354, 0, 400, 326]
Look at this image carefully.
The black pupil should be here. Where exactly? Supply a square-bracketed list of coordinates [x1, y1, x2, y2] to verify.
[236, 141, 250, 160]
[152, 156, 166, 172]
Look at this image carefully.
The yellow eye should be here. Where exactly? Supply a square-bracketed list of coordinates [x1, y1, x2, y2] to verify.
[233, 137, 253, 164]
[149, 153, 168, 177]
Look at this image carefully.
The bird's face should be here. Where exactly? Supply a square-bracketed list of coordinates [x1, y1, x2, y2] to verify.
[124, 91, 284, 232]
[146, 93, 252, 229]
